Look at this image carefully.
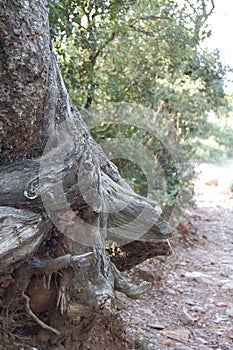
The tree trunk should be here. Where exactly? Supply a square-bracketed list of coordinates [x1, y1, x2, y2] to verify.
[0, 1, 170, 349]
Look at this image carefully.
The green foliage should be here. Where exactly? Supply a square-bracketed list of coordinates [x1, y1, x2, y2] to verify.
[193, 118, 233, 163]
[213, 125, 233, 157]
[49, 0, 134, 107]
[48, 0, 229, 112]
[48, 0, 232, 213]
[194, 139, 227, 164]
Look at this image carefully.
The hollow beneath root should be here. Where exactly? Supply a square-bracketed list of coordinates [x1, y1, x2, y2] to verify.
[0, 298, 131, 350]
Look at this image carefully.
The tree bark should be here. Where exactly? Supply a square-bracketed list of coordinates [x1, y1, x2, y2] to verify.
[0, 1, 170, 349]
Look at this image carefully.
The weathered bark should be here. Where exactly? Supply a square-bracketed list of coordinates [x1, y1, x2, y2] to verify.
[0, 1, 171, 349]
[0, 0, 51, 162]
[110, 240, 172, 271]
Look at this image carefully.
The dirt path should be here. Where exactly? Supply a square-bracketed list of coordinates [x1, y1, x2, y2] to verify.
[119, 162, 233, 350]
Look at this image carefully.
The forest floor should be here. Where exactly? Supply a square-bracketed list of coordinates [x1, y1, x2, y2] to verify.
[119, 161, 233, 350]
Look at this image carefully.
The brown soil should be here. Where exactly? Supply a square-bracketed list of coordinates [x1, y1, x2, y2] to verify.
[118, 161, 233, 350]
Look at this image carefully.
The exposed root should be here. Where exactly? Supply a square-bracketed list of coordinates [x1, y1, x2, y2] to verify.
[112, 263, 151, 299]
[29, 252, 93, 274]
[22, 293, 60, 336]
[57, 280, 67, 315]
[1, 246, 151, 349]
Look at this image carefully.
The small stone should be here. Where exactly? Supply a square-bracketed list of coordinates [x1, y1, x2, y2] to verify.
[184, 299, 196, 306]
[167, 289, 176, 295]
[192, 305, 206, 314]
[195, 336, 209, 345]
[179, 307, 195, 326]
[214, 313, 228, 323]
[215, 302, 227, 307]
[174, 345, 193, 350]
[184, 271, 211, 283]
[147, 322, 165, 330]
[138, 307, 152, 315]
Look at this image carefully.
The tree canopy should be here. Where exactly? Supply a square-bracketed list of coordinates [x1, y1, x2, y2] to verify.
[49, 0, 225, 110]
